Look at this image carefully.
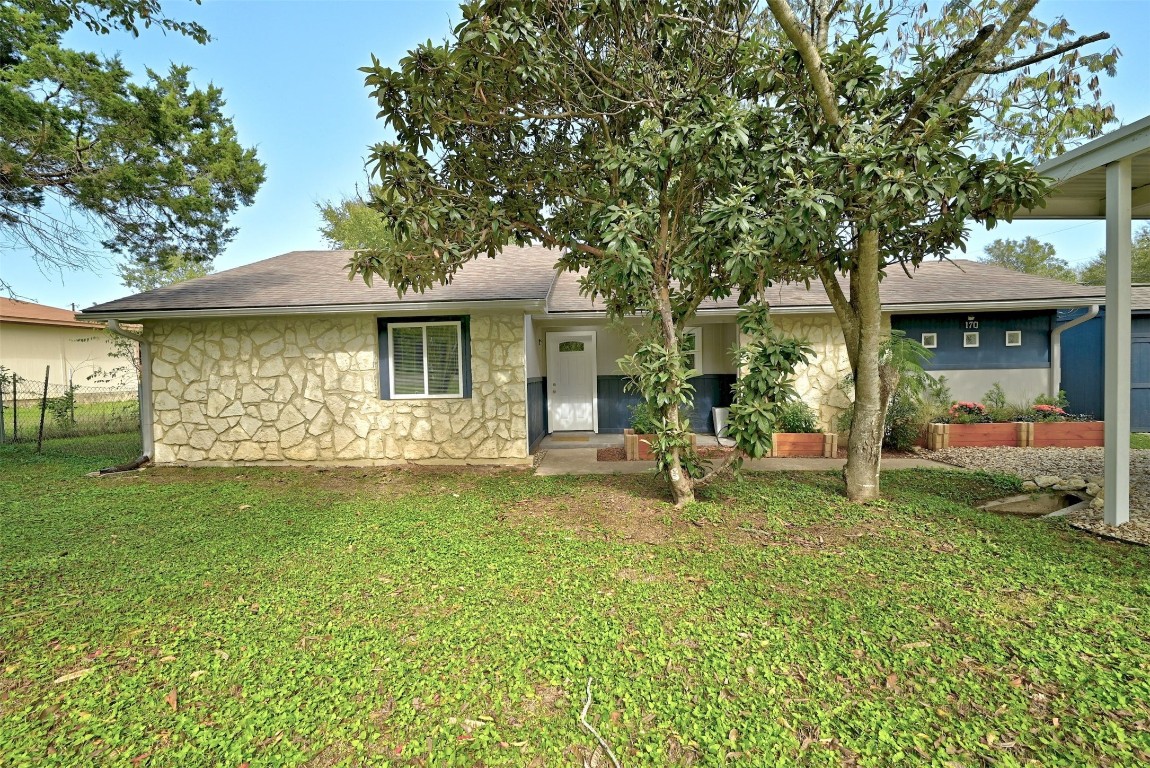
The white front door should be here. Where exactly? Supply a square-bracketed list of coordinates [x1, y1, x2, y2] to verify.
[546, 332, 597, 432]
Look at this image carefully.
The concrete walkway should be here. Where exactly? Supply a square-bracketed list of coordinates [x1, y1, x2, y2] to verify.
[534, 447, 953, 476]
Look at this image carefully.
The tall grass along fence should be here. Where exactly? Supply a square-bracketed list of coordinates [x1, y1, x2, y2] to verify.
[0, 368, 139, 449]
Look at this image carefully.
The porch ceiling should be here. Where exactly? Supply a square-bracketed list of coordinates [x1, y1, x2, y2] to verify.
[1018, 114, 1150, 220]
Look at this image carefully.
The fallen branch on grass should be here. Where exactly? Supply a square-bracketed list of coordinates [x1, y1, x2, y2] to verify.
[580, 677, 622, 768]
[95, 454, 151, 475]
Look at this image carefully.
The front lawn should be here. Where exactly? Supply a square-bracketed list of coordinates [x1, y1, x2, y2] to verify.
[2, 435, 1149, 767]
[1133, 433, 1150, 450]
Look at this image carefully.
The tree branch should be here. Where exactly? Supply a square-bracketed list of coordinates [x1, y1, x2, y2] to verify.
[895, 24, 994, 137]
[944, 0, 1040, 105]
[766, 0, 840, 126]
[976, 32, 1110, 76]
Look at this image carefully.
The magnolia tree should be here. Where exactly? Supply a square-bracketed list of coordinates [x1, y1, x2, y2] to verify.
[351, 0, 1116, 505]
[351, 0, 817, 505]
[735, 0, 1118, 500]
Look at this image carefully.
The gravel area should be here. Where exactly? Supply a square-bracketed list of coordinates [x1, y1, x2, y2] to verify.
[925, 446, 1150, 545]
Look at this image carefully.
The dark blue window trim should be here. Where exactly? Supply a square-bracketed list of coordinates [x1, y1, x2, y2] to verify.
[378, 316, 472, 400]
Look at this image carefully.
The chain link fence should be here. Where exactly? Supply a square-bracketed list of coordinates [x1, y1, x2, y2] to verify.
[0, 369, 140, 446]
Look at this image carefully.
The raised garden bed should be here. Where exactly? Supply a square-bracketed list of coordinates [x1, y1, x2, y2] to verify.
[1031, 421, 1105, 448]
[623, 429, 697, 461]
[621, 431, 837, 460]
[926, 421, 1105, 449]
[772, 432, 838, 458]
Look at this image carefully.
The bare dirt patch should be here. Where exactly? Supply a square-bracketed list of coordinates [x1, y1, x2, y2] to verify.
[732, 516, 889, 552]
[502, 475, 678, 543]
[132, 463, 527, 498]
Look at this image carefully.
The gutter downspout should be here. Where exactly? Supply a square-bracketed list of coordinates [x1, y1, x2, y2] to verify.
[107, 319, 153, 461]
[1050, 305, 1100, 399]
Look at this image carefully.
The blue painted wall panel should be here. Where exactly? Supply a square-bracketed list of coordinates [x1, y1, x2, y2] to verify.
[527, 377, 547, 451]
[596, 374, 736, 434]
[1057, 308, 1105, 419]
[891, 311, 1053, 370]
[1058, 310, 1150, 429]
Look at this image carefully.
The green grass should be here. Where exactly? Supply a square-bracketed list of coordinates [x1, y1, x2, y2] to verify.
[1133, 433, 1150, 449]
[2, 435, 1149, 767]
[2, 399, 138, 441]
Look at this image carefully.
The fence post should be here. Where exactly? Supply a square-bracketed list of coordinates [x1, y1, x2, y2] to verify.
[36, 366, 49, 454]
[0, 372, 5, 444]
[12, 372, 18, 442]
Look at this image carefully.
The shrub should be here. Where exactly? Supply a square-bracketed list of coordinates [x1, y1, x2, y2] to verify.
[947, 401, 989, 424]
[628, 400, 661, 434]
[1034, 390, 1070, 410]
[885, 389, 926, 451]
[45, 384, 79, 426]
[983, 382, 1009, 411]
[775, 401, 821, 433]
[1029, 403, 1069, 422]
[835, 332, 943, 450]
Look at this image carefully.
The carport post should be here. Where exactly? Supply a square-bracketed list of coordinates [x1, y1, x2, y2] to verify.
[1104, 158, 1132, 526]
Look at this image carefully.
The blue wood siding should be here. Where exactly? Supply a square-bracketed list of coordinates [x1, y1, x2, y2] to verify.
[1058, 309, 1150, 429]
[527, 377, 547, 451]
[891, 311, 1053, 370]
[1135, 323, 1150, 432]
[1058, 308, 1104, 419]
[596, 374, 736, 433]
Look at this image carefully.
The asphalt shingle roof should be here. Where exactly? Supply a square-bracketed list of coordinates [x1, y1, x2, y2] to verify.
[82, 249, 1115, 317]
[547, 259, 1105, 312]
[1, 297, 104, 328]
[83, 246, 561, 314]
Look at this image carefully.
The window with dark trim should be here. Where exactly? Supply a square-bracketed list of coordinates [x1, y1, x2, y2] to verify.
[378, 316, 472, 400]
[683, 327, 702, 372]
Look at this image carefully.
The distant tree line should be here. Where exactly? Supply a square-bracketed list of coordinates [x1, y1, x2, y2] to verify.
[980, 228, 1150, 285]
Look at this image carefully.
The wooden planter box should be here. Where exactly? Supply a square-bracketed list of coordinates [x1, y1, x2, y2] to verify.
[926, 422, 1027, 449]
[771, 432, 838, 458]
[1031, 421, 1104, 448]
[623, 429, 697, 461]
[926, 421, 1106, 449]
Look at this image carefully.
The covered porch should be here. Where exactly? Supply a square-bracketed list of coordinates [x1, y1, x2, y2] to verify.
[1022, 113, 1150, 526]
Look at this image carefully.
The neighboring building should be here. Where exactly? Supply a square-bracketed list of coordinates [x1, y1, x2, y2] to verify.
[0, 298, 135, 392]
[80, 248, 1103, 466]
[1058, 286, 1150, 430]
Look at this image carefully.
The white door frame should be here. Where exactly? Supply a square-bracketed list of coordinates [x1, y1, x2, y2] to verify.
[546, 331, 598, 432]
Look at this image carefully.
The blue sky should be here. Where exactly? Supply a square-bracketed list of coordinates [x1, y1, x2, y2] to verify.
[4, 0, 1149, 310]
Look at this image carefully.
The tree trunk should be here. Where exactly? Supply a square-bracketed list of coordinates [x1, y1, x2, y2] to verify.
[843, 229, 884, 502]
[652, 287, 695, 507]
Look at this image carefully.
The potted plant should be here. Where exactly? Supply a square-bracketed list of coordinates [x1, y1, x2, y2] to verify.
[624, 401, 696, 461]
[771, 401, 837, 458]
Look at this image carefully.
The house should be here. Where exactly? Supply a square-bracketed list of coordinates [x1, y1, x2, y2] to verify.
[79, 248, 1103, 466]
[1057, 286, 1150, 431]
[0, 297, 135, 393]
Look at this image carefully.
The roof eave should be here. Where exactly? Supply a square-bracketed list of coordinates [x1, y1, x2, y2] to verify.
[79, 298, 548, 322]
[539, 297, 1103, 319]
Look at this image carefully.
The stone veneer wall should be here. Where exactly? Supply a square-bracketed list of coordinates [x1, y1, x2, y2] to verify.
[741, 313, 891, 431]
[147, 313, 529, 465]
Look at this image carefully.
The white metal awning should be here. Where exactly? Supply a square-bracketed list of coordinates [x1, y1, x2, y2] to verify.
[1015, 113, 1150, 526]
